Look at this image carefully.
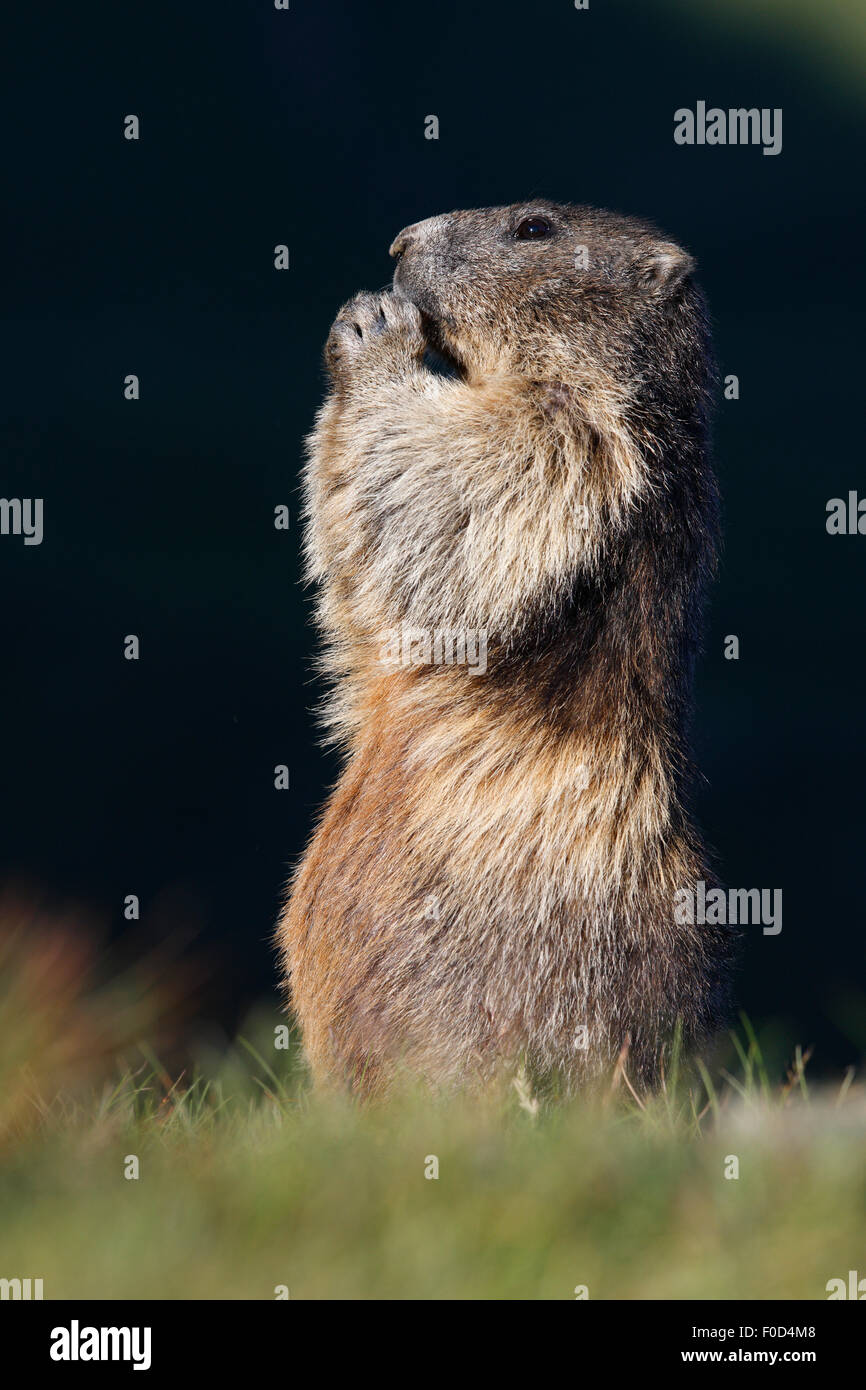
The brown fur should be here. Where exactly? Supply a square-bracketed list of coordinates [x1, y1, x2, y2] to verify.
[277, 201, 734, 1095]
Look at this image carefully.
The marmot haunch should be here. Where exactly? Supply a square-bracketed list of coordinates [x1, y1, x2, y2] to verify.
[277, 201, 734, 1096]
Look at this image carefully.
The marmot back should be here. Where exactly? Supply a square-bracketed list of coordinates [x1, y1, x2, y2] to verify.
[277, 201, 734, 1096]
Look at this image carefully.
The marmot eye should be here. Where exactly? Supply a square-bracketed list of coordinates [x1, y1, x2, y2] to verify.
[515, 216, 552, 241]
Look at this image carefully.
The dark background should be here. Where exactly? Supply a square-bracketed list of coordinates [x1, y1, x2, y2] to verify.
[2, 1, 863, 1069]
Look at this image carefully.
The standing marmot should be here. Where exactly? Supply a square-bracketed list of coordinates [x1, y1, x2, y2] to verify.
[277, 201, 733, 1096]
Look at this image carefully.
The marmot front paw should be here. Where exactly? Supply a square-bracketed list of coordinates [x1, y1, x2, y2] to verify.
[325, 291, 425, 381]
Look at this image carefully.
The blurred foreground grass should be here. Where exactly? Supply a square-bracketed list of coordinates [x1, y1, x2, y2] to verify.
[0, 899, 864, 1300]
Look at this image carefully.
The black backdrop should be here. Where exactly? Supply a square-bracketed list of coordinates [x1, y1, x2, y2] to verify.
[2, 1, 863, 1069]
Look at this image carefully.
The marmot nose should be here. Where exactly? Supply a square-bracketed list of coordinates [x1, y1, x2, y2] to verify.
[391, 219, 428, 261]
[390, 215, 444, 262]
[389, 223, 421, 260]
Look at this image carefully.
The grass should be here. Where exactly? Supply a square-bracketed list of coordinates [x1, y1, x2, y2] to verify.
[0, 902, 864, 1300]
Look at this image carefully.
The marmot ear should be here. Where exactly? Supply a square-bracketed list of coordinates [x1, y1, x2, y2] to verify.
[633, 242, 696, 295]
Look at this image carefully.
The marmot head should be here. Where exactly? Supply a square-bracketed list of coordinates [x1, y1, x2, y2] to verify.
[381, 201, 716, 668]
[390, 200, 708, 408]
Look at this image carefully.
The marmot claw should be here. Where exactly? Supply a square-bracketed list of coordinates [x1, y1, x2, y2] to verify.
[325, 291, 424, 376]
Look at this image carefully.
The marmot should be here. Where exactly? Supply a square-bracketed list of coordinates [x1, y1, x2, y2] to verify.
[277, 200, 734, 1096]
